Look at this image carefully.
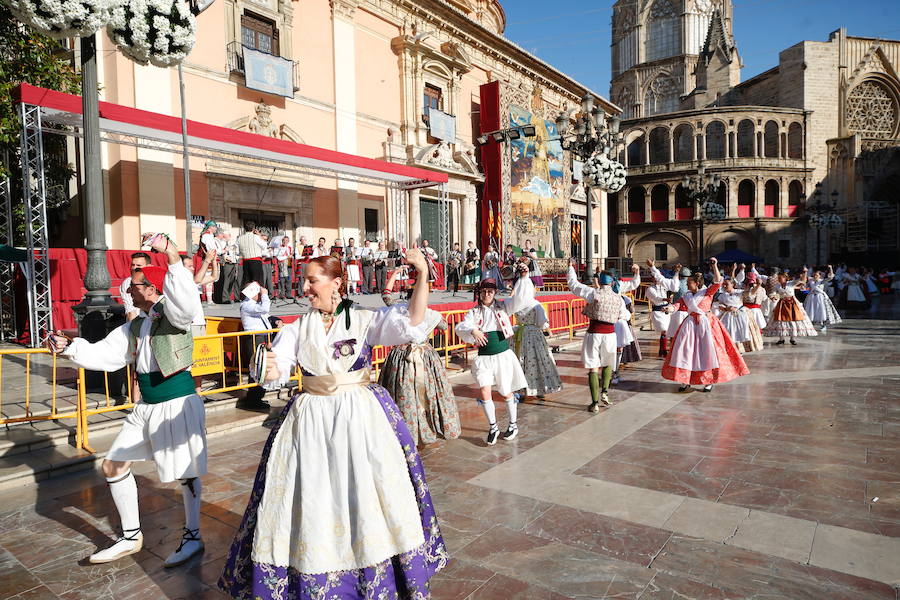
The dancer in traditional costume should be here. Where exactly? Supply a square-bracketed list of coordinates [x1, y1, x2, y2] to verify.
[645, 260, 674, 357]
[522, 239, 544, 287]
[48, 234, 207, 567]
[804, 265, 842, 333]
[841, 267, 870, 309]
[615, 294, 642, 381]
[656, 265, 694, 344]
[481, 245, 506, 292]
[740, 272, 766, 353]
[762, 271, 818, 345]
[662, 258, 750, 392]
[510, 263, 562, 401]
[219, 249, 448, 599]
[378, 269, 461, 446]
[567, 262, 635, 412]
[462, 241, 481, 287]
[455, 273, 533, 444]
[713, 277, 751, 353]
[750, 264, 779, 321]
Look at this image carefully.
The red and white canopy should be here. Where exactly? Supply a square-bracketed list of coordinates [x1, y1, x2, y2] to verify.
[14, 83, 448, 190]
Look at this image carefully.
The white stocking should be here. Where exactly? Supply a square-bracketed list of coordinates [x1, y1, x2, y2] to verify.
[505, 396, 518, 424]
[181, 478, 202, 531]
[108, 471, 140, 533]
[481, 399, 497, 425]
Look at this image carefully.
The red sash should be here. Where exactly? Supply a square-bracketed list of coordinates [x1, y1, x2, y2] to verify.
[743, 303, 761, 309]
[588, 320, 615, 334]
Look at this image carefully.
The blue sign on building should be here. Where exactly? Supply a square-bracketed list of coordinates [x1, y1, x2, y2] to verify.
[243, 46, 294, 98]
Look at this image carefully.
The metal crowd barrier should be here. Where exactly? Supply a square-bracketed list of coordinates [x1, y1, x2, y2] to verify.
[3, 296, 604, 452]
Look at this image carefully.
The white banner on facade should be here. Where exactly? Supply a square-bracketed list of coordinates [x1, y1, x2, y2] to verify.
[427, 108, 456, 141]
[243, 46, 294, 98]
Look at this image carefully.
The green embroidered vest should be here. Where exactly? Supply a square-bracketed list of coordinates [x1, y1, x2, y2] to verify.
[129, 299, 195, 378]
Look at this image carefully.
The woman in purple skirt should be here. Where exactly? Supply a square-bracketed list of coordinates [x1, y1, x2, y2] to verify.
[219, 249, 447, 599]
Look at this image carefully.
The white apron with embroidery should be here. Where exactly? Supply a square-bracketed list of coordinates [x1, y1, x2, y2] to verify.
[250, 305, 433, 575]
[669, 289, 719, 372]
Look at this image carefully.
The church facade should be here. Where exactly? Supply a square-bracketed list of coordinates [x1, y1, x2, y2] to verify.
[608, 0, 900, 266]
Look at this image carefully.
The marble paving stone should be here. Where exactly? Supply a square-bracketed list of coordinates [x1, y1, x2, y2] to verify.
[724, 510, 817, 563]
[467, 571, 571, 599]
[0, 546, 43, 600]
[661, 497, 750, 542]
[575, 458, 730, 501]
[636, 571, 740, 600]
[429, 559, 496, 600]
[5, 585, 62, 599]
[810, 524, 900, 585]
[434, 511, 495, 554]
[457, 525, 655, 599]
[523, 504, 672, 567]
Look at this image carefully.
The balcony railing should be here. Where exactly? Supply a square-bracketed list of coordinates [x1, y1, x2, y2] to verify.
[227, 41, 300, 95]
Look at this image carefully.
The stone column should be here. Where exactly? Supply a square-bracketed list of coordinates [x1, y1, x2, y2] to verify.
[460, 193, 477, 247]
[779, 177, 788, 218]
[668, 184, 676, 221]
[726, 178, 738, 218]
[644, 188, 652, 223]
[618, 189, 628, 224]
[754, 175, 764, 218]
[408, 188, 421, 244]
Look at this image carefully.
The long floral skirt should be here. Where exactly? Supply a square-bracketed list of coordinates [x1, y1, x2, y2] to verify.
[378, 343, 461, 446]
[513, 325, 562, 397]
[743, 316, 764, 353]
[218, 385, 448, 599]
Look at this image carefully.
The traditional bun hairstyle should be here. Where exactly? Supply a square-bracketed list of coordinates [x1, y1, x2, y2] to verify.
[307, 255, 347, 297]
[690, 272, 704, 287]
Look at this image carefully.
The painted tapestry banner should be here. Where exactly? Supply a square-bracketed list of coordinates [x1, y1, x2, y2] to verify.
[243, 46, 294, 98]
[509, 104, 567, 257]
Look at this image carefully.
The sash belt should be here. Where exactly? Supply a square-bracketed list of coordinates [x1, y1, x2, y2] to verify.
[302, 369, 371, 396]
[743, 303, 761, 309]
[588, 320, 615, 334]
[651, 303, 670, 312]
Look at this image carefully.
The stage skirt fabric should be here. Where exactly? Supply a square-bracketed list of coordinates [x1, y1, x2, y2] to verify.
[377, 342, 461, 446]
[743, 317, 764, 353]
[763, 297, 818, 338]
[804, 292, 842, 325]
[662, 313, 750, 385]
[218, 383, 448, 599]
[718, 308, 751, 344]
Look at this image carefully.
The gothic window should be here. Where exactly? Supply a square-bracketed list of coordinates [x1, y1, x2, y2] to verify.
[764, 121, 779, 158]
[644, 74, 679, 116]
[787, 123, 803, 158]
[845, 79, 899, 139]
[649, 127, 670, 164]
[613, 87, 634, 119]
[705, 121, 726, 159]
[646, 0, 681, 62]
[737, 119, 755, 157]
[673, 124, 693, 162]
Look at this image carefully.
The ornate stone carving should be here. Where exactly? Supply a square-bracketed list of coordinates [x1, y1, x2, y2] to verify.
[846, 80, 899, 139]
[248, 102, 280, 138]
[424, 141, 457, 170]
[330, 0, 358, 21]
[649, 0, 677, 19]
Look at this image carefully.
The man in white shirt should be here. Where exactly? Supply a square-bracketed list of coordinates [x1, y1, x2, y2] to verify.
[273, 237, 292, 299]
[119, 252, 152, 321]
[311, 236, 328, 258]
[215, 231, 240, 303]
[236, 221, 267, 287]
[359, 240, 375, 294]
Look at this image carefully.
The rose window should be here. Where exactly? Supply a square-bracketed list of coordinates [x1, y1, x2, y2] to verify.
[846, 80, 898, 139]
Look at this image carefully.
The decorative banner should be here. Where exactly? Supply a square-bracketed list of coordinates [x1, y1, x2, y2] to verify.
[427, 108, 456, 141]
[192, 336, 224, 376]
[243, 46, 294, 98]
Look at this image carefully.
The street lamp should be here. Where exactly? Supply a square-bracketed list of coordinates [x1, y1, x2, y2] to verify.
[476, 125, 536, 146]
[807, 183, 843, 265]
[555, 93, 623, 283]
[681, 164, 724, 264]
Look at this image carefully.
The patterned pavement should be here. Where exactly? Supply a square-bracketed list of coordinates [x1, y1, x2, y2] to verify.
[0, 301, 898, 599]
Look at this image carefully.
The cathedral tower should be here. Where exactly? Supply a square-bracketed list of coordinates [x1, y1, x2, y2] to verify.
[610, 0, 739, 118]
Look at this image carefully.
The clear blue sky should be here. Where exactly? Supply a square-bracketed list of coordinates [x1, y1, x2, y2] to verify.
[502, 0, 900, 98]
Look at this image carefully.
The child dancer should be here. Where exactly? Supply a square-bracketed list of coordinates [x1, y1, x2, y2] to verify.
[662, 258, 750, 392]
[456, 272, 532, 444]
[740, 271, 766, 352]
[645, 259, 675, 357]
[762, 271, 818, 345]
[511, 265, 562, 401]
[804, 265, 842, 333]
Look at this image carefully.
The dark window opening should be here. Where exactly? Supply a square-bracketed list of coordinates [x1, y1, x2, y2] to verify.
[724, 240, 738, 251]
[655, 243, 668, 261]
[364, 208, 378, 242]
[778, 239, 791, 258]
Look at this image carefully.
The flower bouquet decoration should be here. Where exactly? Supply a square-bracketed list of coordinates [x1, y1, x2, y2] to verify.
[107, 0, 195, 67]
[2, 0, 120, 38]
[699, 200, 726, 221]
[582, 153, 627, 193]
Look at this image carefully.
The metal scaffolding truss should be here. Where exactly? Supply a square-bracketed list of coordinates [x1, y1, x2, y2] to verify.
[19, 103, 53, 344]
[437, 184, 450, 261]
[0, 176, 16, 342]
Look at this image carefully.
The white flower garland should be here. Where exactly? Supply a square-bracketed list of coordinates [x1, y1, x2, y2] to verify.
[582, 153, 627, 193]
[107, 0, 195, 67]
[2, 0, 119, 38]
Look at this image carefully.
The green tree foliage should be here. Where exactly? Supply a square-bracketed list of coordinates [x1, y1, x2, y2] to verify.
[0, 6, 81, 244]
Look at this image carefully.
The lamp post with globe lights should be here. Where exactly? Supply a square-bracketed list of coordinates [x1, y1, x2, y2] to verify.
[807, 183, 843, 265]
[682, 164, 724, 264]
[555, 94, 624, 283]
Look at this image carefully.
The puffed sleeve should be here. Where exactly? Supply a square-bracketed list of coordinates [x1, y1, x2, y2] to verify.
[367, 305, 442, 346]
[705, 283, 721, 297]
[269, 320, 300, 386]
[534, 303, 549, 330]
[618, 276, 640, 294]
[499, 274, 537, 315]
[63, 322, 134, 371]
[567, 266, 596, 301]
[162, 261, 204, 331]
[455, 307, 480, 344]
